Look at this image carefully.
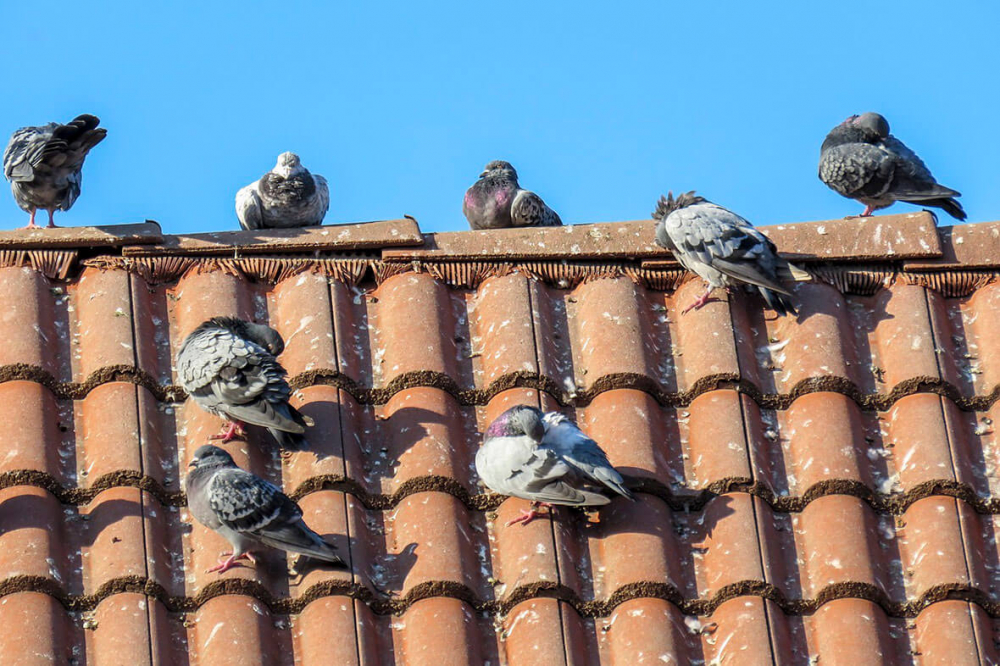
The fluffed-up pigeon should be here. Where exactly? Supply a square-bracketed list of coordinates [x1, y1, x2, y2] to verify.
[818, 112, 965, 220]
[463, 160, 562, 229]
[476, 405, 633, 526]
[2, 114, 106, 229]
[185, 445, 344, 573]
[652, 191, 810, 316]
[236, 152, 329, 230]
[176, 317, 312, 448]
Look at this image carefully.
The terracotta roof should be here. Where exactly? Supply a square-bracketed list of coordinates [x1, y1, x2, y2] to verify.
[0, 212, 998, 664]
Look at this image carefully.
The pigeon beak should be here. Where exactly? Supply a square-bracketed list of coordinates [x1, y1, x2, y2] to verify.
[479, 171, 488, 178]
[188, 459, 198, 468]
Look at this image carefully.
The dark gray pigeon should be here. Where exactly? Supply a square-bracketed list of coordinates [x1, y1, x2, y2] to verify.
[236, 152, 330, 230]
[3, 114, 106, 229]
[176, 317, 312, 448]
[185, 445, 344, 573]
[476, 405, 633, 526]
[818, 112, 965, 220]
[463, 160, 562, 230]
[652, 191, 809, 317]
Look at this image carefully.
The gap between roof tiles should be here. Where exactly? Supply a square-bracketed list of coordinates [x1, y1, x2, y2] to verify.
[2, 363, 997, 411]
[1, 571, 998, 621]
[4, 465, 1000, 517]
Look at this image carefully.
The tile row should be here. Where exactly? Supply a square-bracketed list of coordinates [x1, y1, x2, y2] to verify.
[0, 266, 998, 401]
[2, 382, 996, 509]
[6, 479, 1000, 610]
[1, 592, 996, 666]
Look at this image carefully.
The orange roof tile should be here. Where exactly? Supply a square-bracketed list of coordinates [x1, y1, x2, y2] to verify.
[0, 214, 998, 664]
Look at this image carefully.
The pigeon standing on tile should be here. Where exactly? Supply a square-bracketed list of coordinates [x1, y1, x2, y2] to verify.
[476, 405, 633, 526]
[176, 317, 312, 448]
[652, 191, 810, 316]
[236, 152, 330, 230]
[463, 160, 563, 230]
[2, 114, 107, 229]
[818, 112, 965, 220]
[185, 445, 344, 573]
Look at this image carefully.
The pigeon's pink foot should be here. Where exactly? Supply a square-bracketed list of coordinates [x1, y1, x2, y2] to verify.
[210, 421, 246, 443]
[207, 551, 256, 573]
[504, 502, 553, 527]
[20, 209, 40, 230]
[681, 286, 715, 315]
[45, 210, 58, 228]
[861, 205, 875, 217]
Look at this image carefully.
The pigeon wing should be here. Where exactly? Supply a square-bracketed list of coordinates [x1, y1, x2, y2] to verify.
[541, 413, 633, 500]
[511, 189, 562, 227]
[236, 182, 265, 230]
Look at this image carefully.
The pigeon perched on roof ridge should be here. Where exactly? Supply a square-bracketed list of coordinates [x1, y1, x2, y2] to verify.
[185, 445, 344, 573]
[476, 405, 633, 527]
[463, 160, 563, 230]
[818, 112, 966, 221]
[176, 317, 312, 449]
[236, 152, 330, 230]
[652, 190, 809, 317]
[3, 113, 106, 229]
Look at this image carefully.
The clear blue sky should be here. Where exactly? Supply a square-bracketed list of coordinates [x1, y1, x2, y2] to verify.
[1, 2, 996, 234]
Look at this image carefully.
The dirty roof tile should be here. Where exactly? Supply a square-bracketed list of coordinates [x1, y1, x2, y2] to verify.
[1, 216, 999, 663]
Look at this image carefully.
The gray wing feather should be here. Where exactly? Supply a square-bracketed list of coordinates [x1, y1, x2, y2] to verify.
[176, 327, 304, 433]
[511, 189, 562, 227]
[664, 204, 791, 294]
[208, 468, 342, 563]
[236, 182, 264, 230]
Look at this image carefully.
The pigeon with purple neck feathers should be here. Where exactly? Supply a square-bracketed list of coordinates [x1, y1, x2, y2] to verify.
[236, 152, 329, 230]
[652, 191, 810, 317]
[476, 405, 633, 526]
[3, 114, 106, 229]
[463, 160, 562, 230]
[819, 112, 965, 220]
[176, 317, 313, 448]
[185, 445, 344, 573]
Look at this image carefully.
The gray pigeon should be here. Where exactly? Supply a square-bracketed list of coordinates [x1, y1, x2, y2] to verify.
[176, 317, 313, 448]
[463, 160, 562, 230]
[185, 445, 344, 573]
[653, 191, 809, 317]
[236, 152, 330, 230]
[818, 112, 965, 220]
[3, 114, 106, 229]
[476, 405, 633, 526]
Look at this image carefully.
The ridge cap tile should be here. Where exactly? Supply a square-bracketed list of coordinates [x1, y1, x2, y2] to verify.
[0, 221, 162, 249]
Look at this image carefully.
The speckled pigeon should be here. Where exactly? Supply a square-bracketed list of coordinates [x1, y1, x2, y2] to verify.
[818, 112, 965, 220]
[185, 445, 344, 573]
[176, 317, 312, 448]
[463, 160, 562, 230]
[2, 114, 106, 229]
[476, 405, 633, 526]
[236, 152, 329, 230]
[652, 191, 809, 316]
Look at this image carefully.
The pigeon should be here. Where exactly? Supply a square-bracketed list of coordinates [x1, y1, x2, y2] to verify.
[476, 405, 633, 526]
[185, 445, 344, 573]
[176, 317, 313, 448]
[463, 160, 562, 230]
[236, 152, 330, 230]
[652, 191, 809, 316]
[818, 112, 965, 220]
[3, 114, 106, 229]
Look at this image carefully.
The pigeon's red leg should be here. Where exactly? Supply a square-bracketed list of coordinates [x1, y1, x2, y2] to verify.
[208, 551, 256, 573]
[207, 553, 241, 573]
[45, 209, 58, 228]
[210, 421, 246, 443]
[681, 284, 715, 315]
[861, 205, 874, 217]
[20, 209, 39, 230]
[504, 502, 554, 527]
